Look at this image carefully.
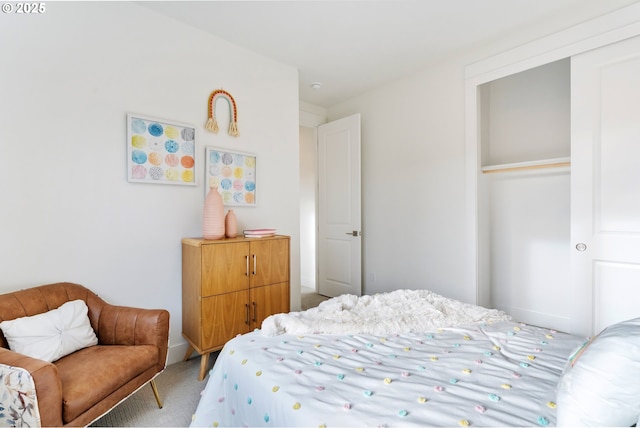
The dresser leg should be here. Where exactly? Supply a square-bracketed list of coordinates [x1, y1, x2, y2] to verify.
[198, 352, 210, 381]
[183, 345, 195, 362]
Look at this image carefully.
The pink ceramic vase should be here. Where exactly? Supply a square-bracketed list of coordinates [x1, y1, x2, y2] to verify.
[225, 210, 238, 238]
[203, 186, 225, 240]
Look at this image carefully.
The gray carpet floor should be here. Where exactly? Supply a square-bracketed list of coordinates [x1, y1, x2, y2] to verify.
[301, 288, 329, 310]
[91, 354, 217, 427]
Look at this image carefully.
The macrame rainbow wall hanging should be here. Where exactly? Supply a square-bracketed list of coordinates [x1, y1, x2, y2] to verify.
[205, 89, 239, 137]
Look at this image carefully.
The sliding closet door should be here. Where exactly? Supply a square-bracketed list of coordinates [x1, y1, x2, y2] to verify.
[571, 35, 640, 336]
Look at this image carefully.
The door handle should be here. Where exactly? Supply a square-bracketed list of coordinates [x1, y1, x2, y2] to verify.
[245, 303, 250, 325]
[345, 231, 361, 237]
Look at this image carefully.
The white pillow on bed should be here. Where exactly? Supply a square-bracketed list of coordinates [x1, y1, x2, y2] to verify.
[0, 299, 98, 363]
[556, 317, 640, 427]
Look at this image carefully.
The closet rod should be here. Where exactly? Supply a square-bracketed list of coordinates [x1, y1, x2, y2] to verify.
[482, 159, 570, 174]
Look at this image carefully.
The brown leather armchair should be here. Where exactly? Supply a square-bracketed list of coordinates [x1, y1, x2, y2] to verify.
[0, 282, 170, 427]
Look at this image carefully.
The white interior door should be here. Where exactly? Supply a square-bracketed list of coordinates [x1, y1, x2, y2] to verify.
[571, 35, 640, 336]
[317, 114, 361, 297]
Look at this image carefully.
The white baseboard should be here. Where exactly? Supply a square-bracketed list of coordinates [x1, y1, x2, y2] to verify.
[166, 341, 193, 366]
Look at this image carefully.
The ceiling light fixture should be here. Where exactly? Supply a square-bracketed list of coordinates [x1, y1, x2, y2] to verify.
[310, 82, 322, 90]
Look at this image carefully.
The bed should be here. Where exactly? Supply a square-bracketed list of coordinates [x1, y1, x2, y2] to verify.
[190, 289, 640, 427]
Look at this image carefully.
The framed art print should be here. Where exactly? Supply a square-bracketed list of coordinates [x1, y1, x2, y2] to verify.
[127, 113, 196, 185]
[205, 147, 256, 206]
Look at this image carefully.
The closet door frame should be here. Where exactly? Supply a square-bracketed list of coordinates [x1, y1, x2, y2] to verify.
[464, 4, 640, 310]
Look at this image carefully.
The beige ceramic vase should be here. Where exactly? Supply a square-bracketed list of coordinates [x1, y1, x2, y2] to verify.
[203, 186, 225, 240]
[225, 209, 238, 238]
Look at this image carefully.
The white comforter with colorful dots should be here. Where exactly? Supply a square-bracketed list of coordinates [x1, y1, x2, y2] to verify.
[191, 321, 586, 427]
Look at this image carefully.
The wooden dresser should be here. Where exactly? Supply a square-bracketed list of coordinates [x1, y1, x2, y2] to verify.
[182, 235, 290, 380]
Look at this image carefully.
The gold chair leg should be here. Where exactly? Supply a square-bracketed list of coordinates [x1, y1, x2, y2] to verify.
[150, 379, 163, 409]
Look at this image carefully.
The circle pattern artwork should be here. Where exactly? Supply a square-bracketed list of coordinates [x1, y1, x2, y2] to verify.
[128, 115, 196, 185]
[165, 154, 179, 167]
[148, 152, 163, 166]
[207, 148, 256, 205]
[148, 123, 163, 137]
[132, 150, 147, 164]
[165, 140, 179, 153]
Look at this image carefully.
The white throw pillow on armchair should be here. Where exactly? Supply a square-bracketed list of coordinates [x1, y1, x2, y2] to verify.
[0, 299, 98, 363]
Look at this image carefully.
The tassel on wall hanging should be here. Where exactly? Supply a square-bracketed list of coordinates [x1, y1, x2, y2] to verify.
[205, 89, 239, 137]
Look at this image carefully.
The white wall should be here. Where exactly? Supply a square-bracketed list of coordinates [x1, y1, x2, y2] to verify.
[0, 2, 300, 363]
[328, 61, 472, 302]
[487, 169, 571, 330]
[299, 126, 317, 290]
[299, 102, 327, 293]
[483, 59, 570, 165]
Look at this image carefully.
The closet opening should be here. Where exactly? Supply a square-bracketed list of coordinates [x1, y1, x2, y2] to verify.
[478, 58, 572, 332]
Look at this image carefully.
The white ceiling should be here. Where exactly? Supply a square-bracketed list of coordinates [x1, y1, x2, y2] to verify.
[141, 0, 639, 108]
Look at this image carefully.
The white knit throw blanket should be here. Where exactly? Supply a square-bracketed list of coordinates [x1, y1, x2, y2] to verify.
[261, 289, 511, 336]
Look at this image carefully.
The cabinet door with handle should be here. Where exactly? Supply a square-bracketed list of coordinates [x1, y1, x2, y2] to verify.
[249, 238, 289, 288]
[202, 242, 250, 296]
[250, 282, 290, 329]
[201, 290, 251, 350]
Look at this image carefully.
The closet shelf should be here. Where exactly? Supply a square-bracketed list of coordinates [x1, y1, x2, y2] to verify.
[481, 157, 570, 174]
